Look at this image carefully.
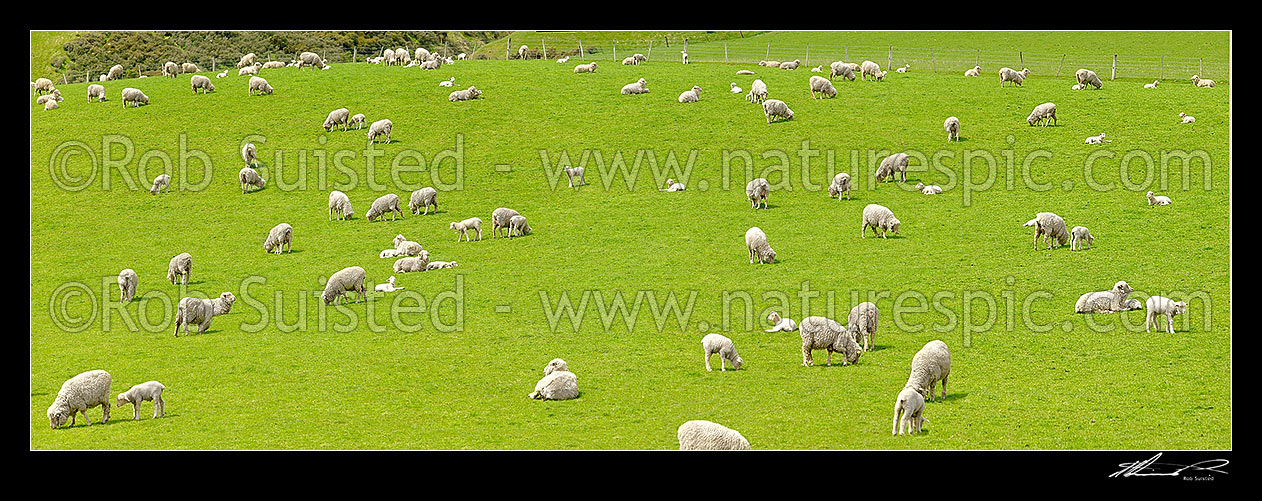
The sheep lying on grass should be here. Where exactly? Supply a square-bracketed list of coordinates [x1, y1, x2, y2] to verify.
[914, 182, 943, 195]
[425, 261, 458, 271]
[660, 178, 686, 192]
[678, 420, 751, 450]
[1191, 75, 1216, 88]
[765, 312, 796, 332]
[167, 253, 192, 284]
[117, 381, 165, 420]
[393, 253, 431, 273]
[964, 65, 981, 77]
[1075, 281, 1135, 314]
[47, 370, 112, 429]
[1023, 212, 1069, 250]
[862, 204, 901, 238]
[906, 340, 951, 401]
[779, 59, 801, 70]
[1070, 226, 1094, 250]
[1179, 112, 1195, 124]
[621, 78, 650, 95]
[744, 227, 776, 264]
[174, 292, 236, 337]
[529, 361, 579, 400]
[892, 386, 926, 435]
[449, 86, 482, 102]
[1085, 133, 1112, 144]
[322, 266, 367, 305]
[375, 276, 404, 292]
[896, 64, 910, 73]
[1147, 191, 1171, 205]
[730, 82, 742, 94]
[1145, 296, 1188, 334]
[702, 333, 743, 371]
[1144, 80, 1159, 89]
[798, 316, 861, 367]
[574, 62, 598, 73]
[678, 85, 702, 103]
[736, 69, 755, 75]
[450, 218, 483, 241]
[828, 173, 851, 200]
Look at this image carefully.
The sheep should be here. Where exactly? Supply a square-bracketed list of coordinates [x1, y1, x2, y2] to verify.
[34, 78, 55, 95]
[393, 253, 431, 273]
[1026, 102, 1057, 126]
[701, 333, 743, 371]
[392, 234, 423, 256]
[730, 82, 742, 94]
[379, 248, 404, 258]
[944, 116, 960, 142]
[875, 153, 909, 183]
[1191, 75, 1216, 88]
[680, 50, 689, 64]
[450, 217, 483, 242]
[964, 65, 981, 77]
[99, 74, 108, 82]
[1147, 191, 1172, 206]
[622, 56, 640, 65]
[1146, 296, 1189, 334]
[677, 420, 751, 450]
[765, 311, 797, 332]
[87, 84, 107, 103]
[1179, 112, 1196, 124]
[542, 358, 569, 376]
[238, 143, 258, 168]
[121, 88, 149, 107]
[323, 108, 351, 132]
[367, 119, 393, 145]
[762, 99, 793, 123]
[116, 381, 165, 420]
[744, 226, 776, 264]
[415, 47, 431, 62]
[190, 74, 214, 94]
[425, 261, 459, 271]
[349, 113, 366, 130]
[419, 59, 442, 70]
[760, 60, 781, 68]
[449, 86, 482, 102]
[322, 266, 367, 305]
[1071, 84, 1084, 90]
[677, 85, 702, 103]
[107, 64, 125, 80]
[746, 178, 770, 209]
[439, 76, 455, 87]
[746, 79, 768, 103]
[374, 276, 404, 293]
[248, 76, 273, 96]
[173, 292, 236, 337]
[263, 223, 293, 254]
[236, 53, 257, 68]
[166, 253, 192, 284]
[556, 56, 570, 63]
[150, 173, 170, 194]
[564, 166, 585, 188]
[896, 64, 910, 73]
[906, 340, 951, 401]
[848, 301, 879, 352]
[238, 65, 260, 77]
[181, 62, 199, 73]
[239, 167, 265, 193]
[798, 316, 861, 367]
[163, 61, 179, 77]
[1075, 68, 1103, 89]
[999, 67, 1031, 87]
[517, 45, 529, 59]
[529, 364, 579, 400]
[811, 65, 823, 73]
[914, 182, 943, 195]
[383, 48, 397, 65]
[118, 269, 137, 302]
[779, 59, 801, 70]
[860, 60, 882, 80]
[491, 208, 521, 238]
[660, 178, 686, 191]
[736, 69, 755, 75]
[1144, 80, 1159, 89]
[47, 370, 112, 429]
[366, 193, 404, 221]
[261, 61, 286, 69]
[1085, 133, 1112, 144]
[809, 75, 837, 99]
[1070, 225, 1094, 251]
[892, 386, 926, 435]
[409, 187, 438, 215]
[1022, 212, 1069, 250]
[508, 215, 532, 237]
[1074, 281, 1135, 314]
[861, 204, 901, 238]
[828, 172, 851, 200]
[621, 78, 650, 95]
[36, 93, 64, 105]
[297, 52, 327, 70]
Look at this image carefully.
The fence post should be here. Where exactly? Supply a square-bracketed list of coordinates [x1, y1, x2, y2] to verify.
[353, 47, 357, 63]
[506, 38, 510, 60]
[542, 39, 547, 60]
[766, 43, 770, 61]
[1199, 58, 1203, 75]
[579, 40, 584, 60]
[648, 40, 653, 60]
[613, 41, 616, 61]
[845, 46, 848, 62]
[724, 42, 728, 64]
[930, 49, 934, 72]
[1019, 51, 1023, 68]
[1055, 54, 1064, 77]
[805, 43, 809, 65]
[63, 73, 68, 85]
[1112, 54, 1117, 80]
[212, 56, 216, 72]
[888, 46, 892, 72]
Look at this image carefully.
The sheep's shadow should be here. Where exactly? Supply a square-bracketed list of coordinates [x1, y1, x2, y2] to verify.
[931, 391, 968, 403]
[242, 186, 268, 194]
[268, 249, 304, 255]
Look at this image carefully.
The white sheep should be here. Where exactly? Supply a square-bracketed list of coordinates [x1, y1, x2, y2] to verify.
[366, 193, 404, 221]
[746, 178, 770, 209]
[323, 108, 351, 132]
[999, 67, 1030, 87]
[238, 64, 260, 76]
[622, 56, 640, 65]
[1144, 80, 1159, 89]
[1071, 84, 1084, 90]
[419, 59, 442, 70]
[765, 311, 797, 332]
[450, 217, 483, 242]
[914, 182, 943, 195]
[875, 153, 909, 183]
[379, 248, 404, 259]
[892, 386, 926, 435]
[36, 93, 64, 106]
[564, 166, 585, 188]
[828, 172, 851, 200]
[848, 302, 879, 352]
[297, 52, 327, 70]
[1145, 296, 1189, 334]
[367, 119, 393, 145]
[393, 253, 431, 273]
[517, 45, 529, 59]
[677, 420, 751, 450]
[730, 82, 742, 94]
[621, 78, 650, 95]
[349, 113, 366, 130]
[678, 85, 702, 103]
[166, 252, 192, 284]
[736, 69, 755, 75]
[944, 116, 960, 142]
[173, 292, 236, 337]
[1075, 68, 1103, 89]
[261, 61, 286, 69]
[760, 60, 780, 68]
[374, 276, 404, 292]
[107, 64, 125, 80]
[860, 60, 882, 81]
[508, 215, 532, 237]
[236, 53, 257, 68]
[449, 86, 482, 102]
[118, 269, 137, 302]
[47, 370, 112, 429]
[828, 61, 856, 81]
[34, 77, 55, 95]
[680, 50, 689, 64]
[248, 76, 273, 96]
[1191, 75, 1215, 88]
[779, 59, 802, 70]
[762, 99, 793, 123]
[217, 70, 228, 78]
[116, 381, 165, 420]
[383, 48, 397, 65]
[744, 226, 776, 264]
[322, 266, 367, 305]
[809, 75, 837, 99]
[906, 340, 951, 401]
[1027, 102, 1057, 126]
[1074, 281, 1135, 314]
[529, 362, 579, 400]
[1147, 191, 1172, 206]
[263, 223, 293, 254]
[415, 47, 431, 62]
[439, 76, 455, 87]
[150, 173, 170, 194]
[1085, 133, 1112, 144]
[745, 79, 768, 103]
[409, 187, 438, 215]
[457, 53, 466, 60]
[660, 178, 686, 192]
[896, 64, 910, 73]
[862, 204, 901, 238]
[964, 65, 981, 77]
[328, 190, 354, 220]
[190, 74, 214, 94]
[1179, 112, 1195, 124]
[239, 167, 265, 193]
[1023, 212, 1069, 250]
[1070, 225, 1094, 251]
[121, 88, 149, 107]
[556, 56, 570, 63]
[574, 62, 598, 73]
[701, 333, 743, 371]
[88, 84, 107, 103]
[491, 208, 521, 237]
[798, 316, 861, 367]
[425, 261, 459, 271]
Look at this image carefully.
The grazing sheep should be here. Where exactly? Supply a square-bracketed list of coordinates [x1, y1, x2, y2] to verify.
[409, 187, 438, 215]
[1023, 212, 1069, 250]
[574, 62, 598, 73]
[297, 52, 326, 70]
[660, 178, 686, 192]
[1191, 75, 1215, 88]
[860, 60, 882, 80]
[621, 78, 650, 95]
[439, 76, 455, 87]
[779, 59, 801, 70]
[173, 292, 236, 337]
[321, 266, 367, 305]
[238, 64, 260, 76]
[88, 84, 107, 103]
[366, 193, 404, 221]
[678, 85, 702, 103]
[862, 204, 901, 238]
[1145, 296, 1189, 334]
[1075, 68, 1103, 89]
[190, 74, 214, 94]
[374, 276, 404, 292]
[765, 311, 796, 332]
[828, 61, 857, 81]
[248, 76, 273, 96]
[181, 62, 199, 74]
[323, 108, 351, 132]
[798, 316, 861, 367]
[914, 182, 943, 195]
[328, 191, 353, 220]
[383, 48, 397, 65]
[701, 333, 743, 371]
[964, 65, 981, 77]
[1147, 191, 1172, 206]
[121, 88, 149, 107]
[944, 116, 960, 142]
[746, 178, 770, 209]
[166, 253, 192, 284]
[47, 370, 112, 429]
[828, 172, 851, 200]
[162, 61, 179, 77]
[393, 253, 431, 273]
[730, 82, 742, 93]
[118, 269, 137, 302]
[1000, 67, 1030, 87]
[491, 208, 521, 237]
[1179, 112, 1196, 124]
[736, 69, 755, 75]
[367, 119, 393, 145]
[892, 386, 926, 435]
[680, 50, 689, 64]
[564, 166, 585, 188]
[150, 173, 170, 194]
[107, 64, 125, 80]
[677, 420, 751, 450]
[117, 381, 165, 420]
[744, 227, 776, 264]
[415, 47, 431, 62]
[896, 64, 910, 73]
[449, 86, 482, 102]
[34, 77, 55, 95]
[762, 99, 793, 123]
[349, 113, 366, 130]
[1075, 281, 1135, 314]
[263, 223, 293, 254]
[848, 302, 879, 352]
[875, 153, 909, 183]
[508, 215, 532, 237]
[746, 79, 768, 103]
[1026, 102, 1057, 126]
[907, 340, 951, 401]
[36, 93, 64, 105]
[1070, 225, 1094, 251]
[529, 365, 579, 400]
[1085, 133, 1112, 144]
[239, 167, 265, 193]
[809, 75, 837, 98]
[236, 53, 257, 68]
[450, 217, 483, 242]
[1143, 80, 1159, 89]
[425, 261, 459, 271]
[517, 45, 529, 59]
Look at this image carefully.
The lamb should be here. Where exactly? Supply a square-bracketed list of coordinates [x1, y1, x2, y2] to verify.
[736, 69, 755, 75]
[34, 78, 55, 95]
[379, 248, 404, 258]
[1075, 68, 1103, 89]
[779, 59, 801, 70]
[529, 362, 579, 400]
[1071, 84, 1084, 90]
[36, 93, 64, 105]
[860, 60, 882, 80]
[392, 234, 423, 256]
[173, 292, 236, 337]
[574, 62, 598, 73]
[1147, 191, 1172, 206]
[261, 61, 286, 69]
[107, 64, 125, 80]
[797, 316, 861, 367]
[149, 173, 170, 194]
[349, 113, 366, 130]
[563, 166, 585, 188]
[190, 74, 214, 94]
[508, 215, 532, 237]
[730, 82, 742, 94]
[1022, 212, 1069, 250]
[906, 340, 951, 401]
[1191, 75, 1215, 88]
[491, 208, 521, 237]
[323, 108, 351, 132]
[393, 253, 431, 273]
[47, 370, 112, 429]
[680, 51, 689, 64]
[677, 420, 751, 450]
[450, 217, 483, 241]
[449, 86, 482, 102]
[765, 311, 797, 332]
[367, 119, 393, 145]
[1026, 102, 1057, 126]
[239, 167, 265, 193]
[896, 64, 910, 73]
[263, 223, 293, 254]
[236, 53, 257, 68]
[166, 253, 192, 284]
[425, 261, 459, 271]
[1145, 296, 1189, 334]
[809, 75, 837, 99]
[1070, 225, 1094, 251]
[944, 116, 960, 142]
[746, 79, 768, 103]
[622, 56, 640, 65]
[760, 60, 781, 68]
[746, 178, 770, 209]
[762, 99, 793, 123]
[999, 67, 1030, 87]
[321, 266, 367, 305]
[620, 78, 650, 95]
[1074, 281, 1135, 314]
[374, 276, 404, 292]
[328, 190, 353, 220]
[744, 226, 776, 264]
[118, 269, 137, 302]
[1179, 112, 1195, 124]
[914, 182, 943, 195]
[366, 193, 404, 221]
[518, 45, 529, 59]
[1144, 80, 1159, 89]
[847, 301, 879, 352]
[121, 88, 149, 107]
[861, 204, 901, 238]
[892, 386, 926, 435]
[556, 56, 570, 63]
[678, 85, 702, 103]
[87, 84, 107, 103]
[238, 65, 260, 76]
[1085, 133, 1112, 144]
[116, 381, 165, 420]
[439, 76, 455, 87]
[181, 62, 199, 73]
[811, 64, 823, 73]
[660, 178, 686, 191]
[163, 61, 179, 77]
[875, 153, 909, 183]
[701, 333, 743, 371]
[407, 187, 439, 215]
[828, 172, 851, 200]
[419, 59, 442, 70]
[248, 76, 273, 96]
[964, 65, 981, 77]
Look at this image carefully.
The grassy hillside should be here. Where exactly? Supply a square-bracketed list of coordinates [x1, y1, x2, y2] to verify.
[30, 31, 81, 81]
[475, 31, 761, 59]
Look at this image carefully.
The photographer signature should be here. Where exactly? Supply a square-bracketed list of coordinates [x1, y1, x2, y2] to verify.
[1109, 453, 1229, 478]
